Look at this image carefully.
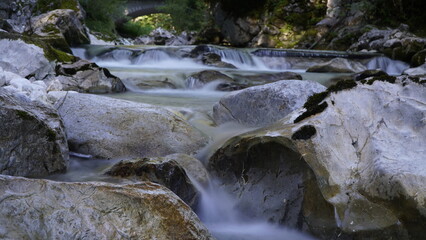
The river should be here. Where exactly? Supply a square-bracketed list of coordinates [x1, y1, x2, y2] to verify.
[51, 44, 409, 240]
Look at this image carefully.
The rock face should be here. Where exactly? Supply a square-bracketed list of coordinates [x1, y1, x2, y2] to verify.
[0, 175, 213, 240]
[0, 88, 68, 177]
[0, 38, 50, 77]
[53, 92, 208, 159]
[50, 59, 126, 93]
[105, 155, 200, 208]
[30, 9, 89, 46]
[186, 70, 239, 91]
[209, 78, 426, 239]
[213, 80, 326, 127]
[307, 58, 366, 73]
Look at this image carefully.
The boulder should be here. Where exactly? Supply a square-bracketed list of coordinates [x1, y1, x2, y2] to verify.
[213, 80, 326, 127]
[209, 78, 426, 238]
[307, 58, 366, 73]
[231, 71, 303, 85]
[52, 92, 208, 159]
[0, 38, 50, 77]
[105, 155, 200, 208]
[403, 63, 426, 77]
[201, 52, 237, 69]
[186, 70, 240, 91]
[288, 79, 426, 239]
[49, 59, 126, 93]
[0, 88, 68, 177]
[0, 175, 213, 240]
[30, 9, 89, 46]
[411, 49, 426, 67]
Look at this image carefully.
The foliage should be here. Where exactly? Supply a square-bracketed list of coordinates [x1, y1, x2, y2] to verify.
[116, 21, 154, 38]
[134, 14, 174, 32]
[35, 0, 79, 14]
[159, 0, 208, 32]
[78, 0, 126, 37]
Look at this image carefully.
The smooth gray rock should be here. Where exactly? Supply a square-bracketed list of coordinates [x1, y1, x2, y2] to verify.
[0, 88, 68, 177]
[105, 154, 206, 208]
[209, 79, 426, 238]
[0, 175, 213, 240]
[213, 80, 326, 127]
[307, 57, 366, 73]
[54, 92, 208, 159]
[49, 59, 126, 93]
[0, 38, 50, 77]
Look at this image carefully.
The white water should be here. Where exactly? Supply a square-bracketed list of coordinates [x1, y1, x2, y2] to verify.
[68, 45, 411, 240]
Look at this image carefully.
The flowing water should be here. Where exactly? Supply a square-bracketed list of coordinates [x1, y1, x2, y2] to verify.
[61, 45, 409, 239]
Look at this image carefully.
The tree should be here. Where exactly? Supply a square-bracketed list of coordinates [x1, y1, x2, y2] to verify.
[159, 0, 208, 32]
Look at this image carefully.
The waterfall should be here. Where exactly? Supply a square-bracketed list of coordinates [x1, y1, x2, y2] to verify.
[207, 46, 269, 70]
[133, 49, 176, 64]
[366, 56, 410, 75]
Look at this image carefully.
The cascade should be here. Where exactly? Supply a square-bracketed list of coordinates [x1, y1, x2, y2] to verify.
[366, 56, 410, 75]
[207, 46, 269, 70]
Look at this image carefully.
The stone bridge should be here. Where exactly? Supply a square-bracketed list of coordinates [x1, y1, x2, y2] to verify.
[125, 0, 166, 19]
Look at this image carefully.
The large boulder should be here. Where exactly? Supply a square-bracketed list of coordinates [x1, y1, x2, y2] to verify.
[0, 38, 50, 77]
[30, 9, 90, 46]
[307, 57, 366, 73]
[49, 59, 126, 93]
[105, 156, 200, 208]
[209, 78, 426, 238]
[213, 80, 326, 127]
[52, 92, 208, 159]
[0, 88, 68, 177]
[0, 175, 213, 240]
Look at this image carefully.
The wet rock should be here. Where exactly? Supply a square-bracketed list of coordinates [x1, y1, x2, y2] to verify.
[49, 59, 126, 93]
[186, 70, 241, 90]
[307, 57, 366, 73]
[201, 52, 237, 69]
[403, 63, 426, 77]
[52, 92, 208, 159]
[208, 130, 336, 236]
[0, 38, 50, 77]
[30, 9, 89, 46]
[213, 80, 326, 127]
[232, 71, 303, 85]
[105, 154, 206, 208]
[0, 175, 213, 240]
[0, 88, 68, 177]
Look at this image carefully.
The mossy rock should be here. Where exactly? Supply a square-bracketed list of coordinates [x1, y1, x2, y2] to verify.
[0, 31, 75, 63]
[411, 49, 426, 67]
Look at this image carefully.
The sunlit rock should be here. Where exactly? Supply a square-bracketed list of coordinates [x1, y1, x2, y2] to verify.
[0, 88, 68, 177]
[0, 38, 50, 77]
[52, 92, 208, 159]
[213, 80, 326, 127]
[0, 175, 213, 239]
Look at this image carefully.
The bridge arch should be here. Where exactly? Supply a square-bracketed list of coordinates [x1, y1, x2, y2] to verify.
[125, 0, 166, 19]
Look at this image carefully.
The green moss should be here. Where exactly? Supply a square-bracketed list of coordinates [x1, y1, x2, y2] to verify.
[294, 80, 358, 123]
[294, 102, 328, 123]
[16, 110, 35, 121]
[292, 125, 317, 140]
[366, 75, 397, 85]
[41, 24, 61, 34]
[46, 129, 57, 142]
[327, 80, 357, 93]
[303, 91, 329, 110]
[49, 48, 76, 63]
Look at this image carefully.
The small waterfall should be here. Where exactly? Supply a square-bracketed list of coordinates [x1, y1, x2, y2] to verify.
[133, 49, 176, 64]
[366, 56, 409, 75]
[252, 49, 381, 59]
[207, 46, 269, 70]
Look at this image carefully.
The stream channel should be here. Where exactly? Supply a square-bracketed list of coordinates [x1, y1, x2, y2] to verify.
[52, 44, 409, 240]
